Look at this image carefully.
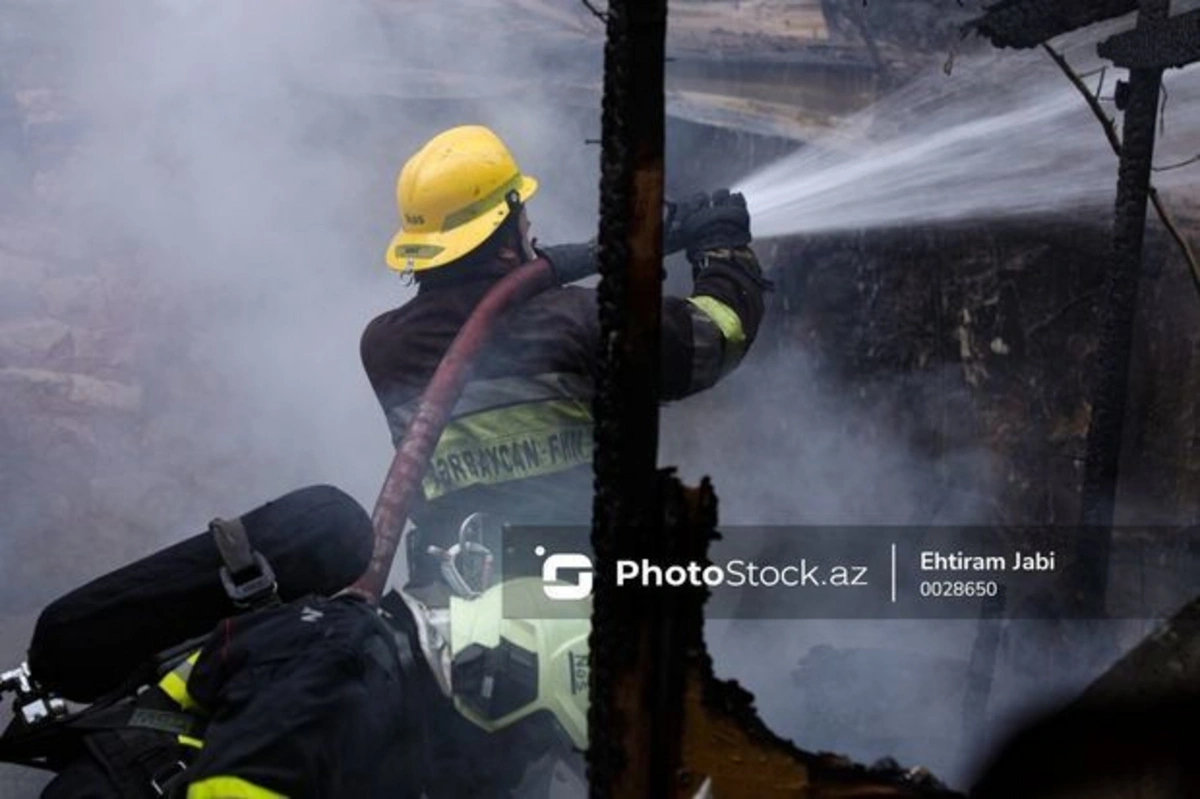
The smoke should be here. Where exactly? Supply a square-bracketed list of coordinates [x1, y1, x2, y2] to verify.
[1, 2, 603, 790]
[1, 0, 1195, 794]
[661, 340, 1003, 784]
[660, 321, 1167, 788]
[0, 0, 602, 675]
[0, 0, 601, 550]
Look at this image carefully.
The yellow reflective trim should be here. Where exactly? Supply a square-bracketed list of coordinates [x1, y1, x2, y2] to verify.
[687, 295, 746, 369]
[158, 651, 202, 712]
[178, 734, 204, 749]
[392, 243, 444, 261]
[387, 372, 594, 448]
[186, 776, 286, 799]
[422, 399, 593, 500]
[441, 173, 522, 231]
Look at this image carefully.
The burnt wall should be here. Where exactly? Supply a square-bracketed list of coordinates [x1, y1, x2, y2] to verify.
[765, 218, 1200, 525]
[664, 111, 1200, 527]
[775, 220, 1105, 524]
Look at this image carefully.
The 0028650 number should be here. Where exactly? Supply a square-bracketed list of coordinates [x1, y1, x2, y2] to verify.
[918, 580, 999, 598]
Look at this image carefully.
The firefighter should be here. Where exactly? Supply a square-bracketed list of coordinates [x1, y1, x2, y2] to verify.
[38, 595, 420, 799]
[361, 124, 770, 603]
[12, 487, 588, 798]
[30, 578, 588, 798]
[166, 579, 588, 798]
[18, 124, 767, 798]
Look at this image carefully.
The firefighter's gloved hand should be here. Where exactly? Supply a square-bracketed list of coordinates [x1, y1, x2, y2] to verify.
[664, 192, 711, 256]
[681, 189, 752, 265]
[538, 241, 598, 285]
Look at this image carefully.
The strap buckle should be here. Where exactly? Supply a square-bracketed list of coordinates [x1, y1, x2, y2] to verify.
[150, 760, 189, 796]
[219, 551, 278, 609]
[210, 517, 279, 610]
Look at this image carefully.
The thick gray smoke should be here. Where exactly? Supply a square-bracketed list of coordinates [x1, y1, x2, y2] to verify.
[45, 0, 600, 506]
[1, 0, 1194, 795]
[661, 344, 1003, 785]
[661, 343, 1158, 785]
[0, 0, 601, 570]
[1, 1, 600, 792]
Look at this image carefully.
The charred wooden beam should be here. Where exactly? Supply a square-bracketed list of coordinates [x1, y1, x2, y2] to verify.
[968, 0, 1138, 50]
[972, 594, 1200, 798]
[587, 0, 676, 794]
[1079, 592, 1200, 703]
[1078, 0, 1171, 611]
[1097, 7, 1200, 69]
[971, 692, 1200, 797]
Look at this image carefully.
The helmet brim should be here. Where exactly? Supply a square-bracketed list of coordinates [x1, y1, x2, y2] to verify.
[386, 174, 539, 273]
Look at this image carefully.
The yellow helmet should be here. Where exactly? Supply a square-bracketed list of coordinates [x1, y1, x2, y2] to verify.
[448, 577, 590, 751]
[386, 125, 539, 273]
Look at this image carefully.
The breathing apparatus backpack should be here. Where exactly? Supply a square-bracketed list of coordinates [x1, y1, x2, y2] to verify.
[0, 484, 374, 777]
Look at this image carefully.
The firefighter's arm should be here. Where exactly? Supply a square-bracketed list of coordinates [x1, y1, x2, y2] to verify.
[536, 240, 597, 285]
[662, 190, 769, 399]
[540, 189, 768, 398]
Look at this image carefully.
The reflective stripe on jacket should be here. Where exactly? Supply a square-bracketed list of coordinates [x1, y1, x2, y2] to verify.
[359, 247, 766, 521]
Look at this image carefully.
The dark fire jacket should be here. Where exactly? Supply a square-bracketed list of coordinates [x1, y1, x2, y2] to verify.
[360, 246, 767, 537]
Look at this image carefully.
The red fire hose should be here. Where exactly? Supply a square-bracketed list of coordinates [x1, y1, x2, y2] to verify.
[348, 258, 558, 604]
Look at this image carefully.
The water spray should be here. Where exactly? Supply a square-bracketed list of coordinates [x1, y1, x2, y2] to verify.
[732, 39, 1199, 240]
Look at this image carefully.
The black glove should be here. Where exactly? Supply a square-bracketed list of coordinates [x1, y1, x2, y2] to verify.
[679, 189, 752, 265]
[663, 193, 710, 255]
[536, 240, 598, 285]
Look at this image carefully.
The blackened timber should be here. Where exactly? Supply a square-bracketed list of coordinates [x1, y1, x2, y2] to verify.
[972, 595, 1200, 796]
[1078, 0, 1171, 611]
[1079, 593, 1200, 703]
[588, 0, 676, 796]
[969, 0, 1137, 50]
[1098, 8, 1200, 69]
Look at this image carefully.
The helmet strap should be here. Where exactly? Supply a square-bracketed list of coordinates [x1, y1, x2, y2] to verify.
[506, 190, 537, 263]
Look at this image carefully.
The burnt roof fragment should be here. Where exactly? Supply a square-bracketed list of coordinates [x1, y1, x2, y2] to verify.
[1097, 8, 1200, 68]
[968, 0, 1137, 48]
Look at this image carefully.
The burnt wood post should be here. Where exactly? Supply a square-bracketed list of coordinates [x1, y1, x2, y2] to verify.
[588, 0, 681, 796]
[1078, 0, 1171, 613]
